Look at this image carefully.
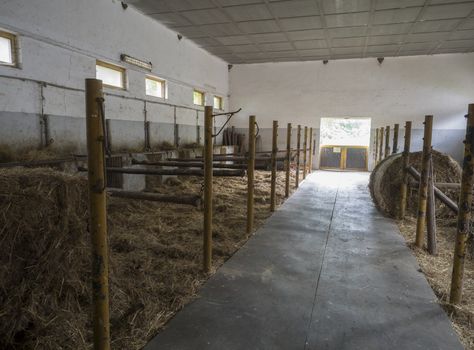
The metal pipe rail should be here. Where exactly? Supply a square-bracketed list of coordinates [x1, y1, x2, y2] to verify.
[108, 190, 201, 207]
[78, 166, 245, 177]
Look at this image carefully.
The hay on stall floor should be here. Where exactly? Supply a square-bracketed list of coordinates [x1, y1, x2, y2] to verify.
[0, 167, 302, 349]
[398, 217, 474, 350]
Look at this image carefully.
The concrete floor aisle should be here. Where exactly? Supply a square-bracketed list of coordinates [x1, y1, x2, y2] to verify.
[145, 171, 463, 350]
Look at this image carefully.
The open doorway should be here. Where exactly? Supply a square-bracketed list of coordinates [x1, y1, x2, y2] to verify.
[319, 117, 371, 171]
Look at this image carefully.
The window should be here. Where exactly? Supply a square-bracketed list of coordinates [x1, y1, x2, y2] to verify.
[193, 90, 204, 106]
[96, 60, 126, 89]
[146, 76, 166, 98]
[213, 96, 223, 110]
[0, 30, 17, 66]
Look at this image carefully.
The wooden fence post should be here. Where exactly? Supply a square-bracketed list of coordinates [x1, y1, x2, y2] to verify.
[285, 123, 291, 198]
[427, 153, 437, 255]
[399, 121, 412, 219]
[296, 125, 301, 188]
[247, 115, 256, 234]
[86, 78, 110, 350]
[374, 128, 379, 165]
[450, 104, 474, 304]
[303, 126, 308, 179]
[415, 115, 433, 248]
[308, 127, 313, 174]
[392, 123, 399, 154]
[270, 120, 278, 211]
[203, 106, 213, 272]
[384, 126, 390, 158]
[379, 127, 384, 162]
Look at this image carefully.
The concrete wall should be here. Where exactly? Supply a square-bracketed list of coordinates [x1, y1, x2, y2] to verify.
[0, 0, 228, 153]
[229, 53, 474, 167]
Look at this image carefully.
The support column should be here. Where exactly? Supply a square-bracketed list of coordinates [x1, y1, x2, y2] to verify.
[374, 128, 379, 165]
[296, 125, 301, 188]
[309, 127, 313, 174]
[415, 115, 433, 248]
[399, 121, 412, 219]
[270, 120, 278, 212]
[85, 78, 110, 350]
[303, 126, 308, 179]
[450, 104, 474, 304]
[392, 123, 399, 154]
[384, 126, 390, 158]
[285, 123, 291, 198]
[203, 106, 213, 272]
[378, 127, 384, 162]
[247, 115, 256, 234]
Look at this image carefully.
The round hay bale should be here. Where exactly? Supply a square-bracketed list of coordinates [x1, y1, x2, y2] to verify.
[369, 150, 461, 218]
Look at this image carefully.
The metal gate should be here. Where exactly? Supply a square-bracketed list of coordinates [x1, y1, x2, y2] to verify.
[320, 145, 368, 171]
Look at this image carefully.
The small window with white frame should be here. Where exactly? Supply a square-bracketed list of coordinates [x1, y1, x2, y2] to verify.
[0, 30, 17, 67]
[146, 75, 166, 98]
[96, 60, 126, 89]
[213, 95, 223, 110]
[193, 90, 205, 106]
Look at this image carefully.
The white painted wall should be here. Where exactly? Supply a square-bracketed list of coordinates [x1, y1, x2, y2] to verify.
[229, 53, 474, 130]
[0, 0, 229, 151]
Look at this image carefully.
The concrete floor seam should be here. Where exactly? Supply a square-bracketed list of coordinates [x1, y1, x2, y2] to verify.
[303, 185, 340, 350]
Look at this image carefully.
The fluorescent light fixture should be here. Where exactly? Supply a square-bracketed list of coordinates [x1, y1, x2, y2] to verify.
[120, 54, 152, 71]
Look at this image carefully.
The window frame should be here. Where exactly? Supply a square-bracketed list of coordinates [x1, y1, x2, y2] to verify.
[96, 60, 126, 90]
[0, 30, 18, 67]
[145, 75, 167, 99]
[213, 95, 223, 110]
[193, 89, 205, 106]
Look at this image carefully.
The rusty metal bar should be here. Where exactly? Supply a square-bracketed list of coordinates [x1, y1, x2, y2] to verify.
[303, 126, 308, 179]
[270, 120, 278, 212]
[427, 154, 437, 255]
[392, 123, 399, 154]
[308, 127, 313, 174]
[415, 115, 433, 248]
[93, 167, 245, 177]
[384, 126, 390, 158]
[285, 123, 291, 198]
[450, 104, 474, 304]
[203, 106, 213, 273]
[399, 121, 412, 219]
[247, 115, 256, 234]
[108, 190, 201, 207]
[132, 159, 247, 169]
[407, 166, 458, 214]
[296, 125, 301, 188]
[86, 78, 110, 350]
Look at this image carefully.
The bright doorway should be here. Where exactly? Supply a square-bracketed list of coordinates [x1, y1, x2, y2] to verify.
[319, 118, 371, 171]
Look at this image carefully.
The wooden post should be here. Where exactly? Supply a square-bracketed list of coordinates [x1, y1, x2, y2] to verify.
[302, 126, 308, 179]
[415, 115, 433, 248]
[309, 127, 313, 174]
[270, 120, 278, 212]
[427, 153, 437, 255]
[203, 106, 213, 272]
[378, 127, 384, 162]
[392, 123, 399, 154]
[85, 79, 110, 350]
[296, 125, 301, 188]
[399, 121, 412, 219]
[384, 126, 390, 158]
[374, 128, 379, 165]
[450, 104, 474, 304]
[247, 115, 256, 234]
[285, 123, 291, 198]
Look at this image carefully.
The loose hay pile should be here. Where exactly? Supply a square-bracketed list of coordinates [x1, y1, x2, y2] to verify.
[369, 150, 461, 218]
[0, 167, 299, 349]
